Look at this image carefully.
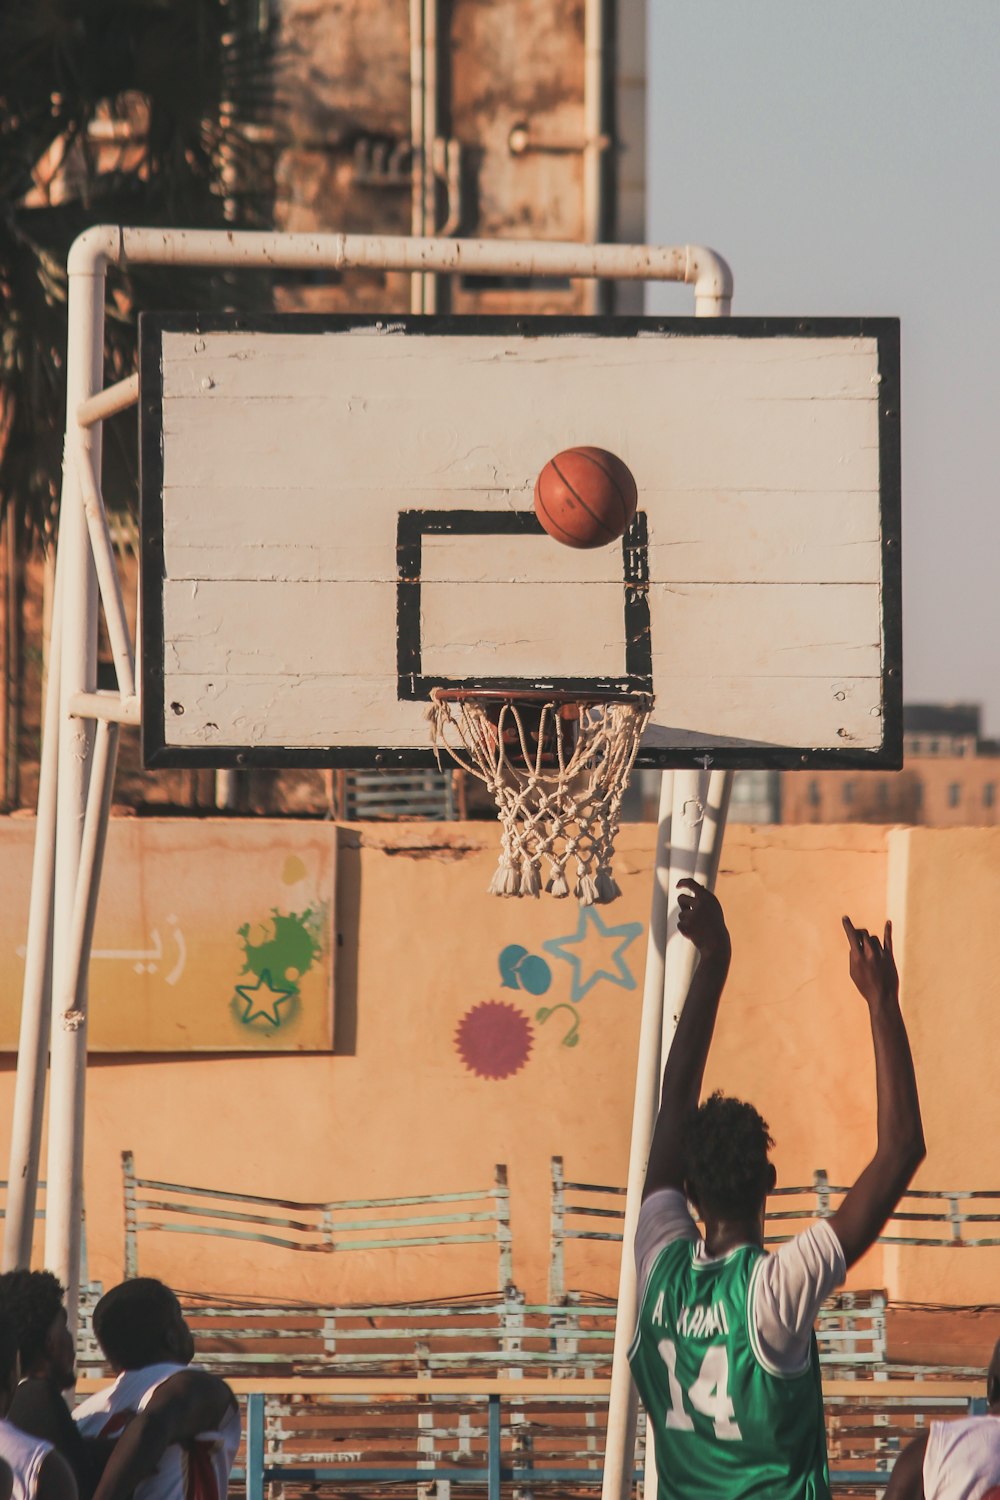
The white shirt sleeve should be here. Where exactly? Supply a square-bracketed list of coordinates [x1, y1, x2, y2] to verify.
[750, 1218, 847, 1375]
[633, 1188, 700, 1302]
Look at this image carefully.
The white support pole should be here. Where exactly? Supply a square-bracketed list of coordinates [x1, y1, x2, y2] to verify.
[2, 567, 64, 1270]
[77, 373, 139, 428]
[68, 692, 140, 726]
[66, 227, 733, 314]
[602, 255, 732, 1493]
[601, 772, 673, 1500]
[44, 263, 105, 1319]
[75, 433, 136, 700]
[660, 770, 709, 1064]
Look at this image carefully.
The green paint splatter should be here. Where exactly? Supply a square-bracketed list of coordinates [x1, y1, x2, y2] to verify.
[237, 908, 321, 996]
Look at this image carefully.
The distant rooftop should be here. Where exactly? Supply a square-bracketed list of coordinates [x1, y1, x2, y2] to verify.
[903, 703, 981, 737]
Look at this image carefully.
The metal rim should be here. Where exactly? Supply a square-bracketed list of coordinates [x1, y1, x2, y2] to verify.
[430, 687, 653, 708]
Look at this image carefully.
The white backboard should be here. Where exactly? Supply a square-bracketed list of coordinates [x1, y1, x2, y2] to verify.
[139, 315, 901, 769]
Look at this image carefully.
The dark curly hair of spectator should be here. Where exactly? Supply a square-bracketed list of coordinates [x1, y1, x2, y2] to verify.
[683, 1091, 775, 1219]
[0, 1270, 65, 1372]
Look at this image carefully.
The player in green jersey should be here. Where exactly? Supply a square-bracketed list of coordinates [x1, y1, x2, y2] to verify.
[629, 879, 925, 1499]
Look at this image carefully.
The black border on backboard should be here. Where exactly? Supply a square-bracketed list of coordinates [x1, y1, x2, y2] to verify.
[139, 312, 902, 771]
[395, 509, 653, 699]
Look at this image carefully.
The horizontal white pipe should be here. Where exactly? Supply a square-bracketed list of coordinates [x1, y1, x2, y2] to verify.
[67, 227, 733, 311]
[68, 691, 140, 725]
[75, 436, 136, 700]
[77, 374, 139, 428]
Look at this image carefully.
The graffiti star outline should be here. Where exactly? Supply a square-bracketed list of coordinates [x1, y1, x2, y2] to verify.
[235, 969, 294, 1027]
[542, 907, 643, 1002]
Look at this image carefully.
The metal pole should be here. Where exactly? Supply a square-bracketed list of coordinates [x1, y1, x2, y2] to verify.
[44, 262, 104, 1320]
[2, 563, 64, 1269]
[602, 259, 732, 1494]
[600, 771, 673, 1500]
[66, 227, 733, 314]
[659, 770, 709, 1067]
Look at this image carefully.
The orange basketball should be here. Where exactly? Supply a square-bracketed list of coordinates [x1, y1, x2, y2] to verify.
[534, 447, 638, 549]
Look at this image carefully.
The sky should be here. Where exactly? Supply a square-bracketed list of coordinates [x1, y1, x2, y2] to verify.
[646, 0, 1000, 734]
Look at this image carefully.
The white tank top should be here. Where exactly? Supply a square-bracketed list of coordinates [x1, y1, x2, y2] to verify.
[73, 1363, 240, 1500]
[0, 1417, 53, 1500]
[923, 1414, 1000, 1500]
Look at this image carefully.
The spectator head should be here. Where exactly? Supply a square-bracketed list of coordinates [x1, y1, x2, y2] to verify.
[0, 1271, 75, 1390]
[92, 1279, 194, 1374]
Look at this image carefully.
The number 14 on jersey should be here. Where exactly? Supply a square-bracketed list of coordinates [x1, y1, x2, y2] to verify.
[658, 1339, 743, 1440]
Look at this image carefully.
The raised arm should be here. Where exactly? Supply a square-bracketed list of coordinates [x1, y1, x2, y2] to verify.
[828, 918, 925, 1268]
[643, 879, 731, 1199]
[91, 1370, 236, 1500]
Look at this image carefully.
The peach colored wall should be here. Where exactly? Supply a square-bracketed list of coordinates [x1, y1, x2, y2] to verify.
[0, 818, 997, 1307]
[883, 827, 1000, 1305]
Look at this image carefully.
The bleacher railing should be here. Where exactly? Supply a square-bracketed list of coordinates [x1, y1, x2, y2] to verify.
[122, 1151, 513, 1289]
[550, 1157, 1000, 1300]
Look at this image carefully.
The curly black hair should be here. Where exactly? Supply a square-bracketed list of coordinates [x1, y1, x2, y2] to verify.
[682, 1091, 775, 1219]
[0, 1270, 65, 1372]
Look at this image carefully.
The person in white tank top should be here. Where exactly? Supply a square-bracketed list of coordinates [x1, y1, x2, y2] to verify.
[72, 1280, 238, 1500]
[0, 1315, 76, 1500]
[886, 1338, 1000, 1499]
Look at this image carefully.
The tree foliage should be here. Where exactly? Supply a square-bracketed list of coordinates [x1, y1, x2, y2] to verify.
[0, 0, 278, 542]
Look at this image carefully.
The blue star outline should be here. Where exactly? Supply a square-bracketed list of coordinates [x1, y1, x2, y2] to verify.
[542, 906, 644, 1002]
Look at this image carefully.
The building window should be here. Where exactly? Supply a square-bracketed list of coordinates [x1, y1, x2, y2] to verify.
[948, 782, 961, 808]
[808, 780, 821, 808]
[914, 782, 924, 810]
[929, 740, 940, 755]
[842, 781, 855, 806]
[985, 783, 996, 808]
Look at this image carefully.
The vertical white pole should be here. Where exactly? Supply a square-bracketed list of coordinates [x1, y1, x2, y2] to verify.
[44, 265, 104, 1323]
[603, 263, 732, 1492]
[3, 565, 64, 1269]
[600, 771, 672, 1500]
[659, 770, 708, 1066]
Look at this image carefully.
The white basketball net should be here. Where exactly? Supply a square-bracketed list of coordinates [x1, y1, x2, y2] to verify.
[428, 691, 652, 904]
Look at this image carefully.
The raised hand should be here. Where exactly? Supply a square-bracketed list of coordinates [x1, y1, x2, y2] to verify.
[842, 917, 899, 1009]
[676, 878, 730, 958]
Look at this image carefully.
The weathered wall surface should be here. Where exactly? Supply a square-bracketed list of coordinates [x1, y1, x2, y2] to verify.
[1, 820, 997, 1306]
[883, 827, 1000, 1305]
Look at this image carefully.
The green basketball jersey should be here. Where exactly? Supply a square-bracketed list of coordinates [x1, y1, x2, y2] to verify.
[628, 1237, 832, 1500]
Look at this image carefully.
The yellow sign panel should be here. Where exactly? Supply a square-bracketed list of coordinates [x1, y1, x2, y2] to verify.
[1, 820, 335, 1052]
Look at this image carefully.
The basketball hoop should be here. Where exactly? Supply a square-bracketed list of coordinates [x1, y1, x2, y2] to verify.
[428, 688, 652, 904]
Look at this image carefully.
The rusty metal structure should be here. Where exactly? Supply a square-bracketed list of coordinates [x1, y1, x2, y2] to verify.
[274, 0, 647, 316]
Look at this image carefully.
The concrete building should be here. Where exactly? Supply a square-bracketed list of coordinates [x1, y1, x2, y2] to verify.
[782, 704, 1000, 828]
[275, 0, 647, 317]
